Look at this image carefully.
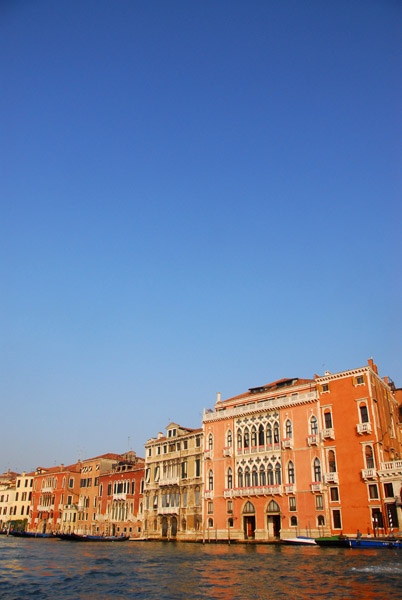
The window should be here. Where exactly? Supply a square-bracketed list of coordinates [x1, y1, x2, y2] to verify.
[259, 465, 266, 487]
[368, 484, 379, 500]
[384, 483, 394, 498]
[183, 490, 187, 507]
[195, 459, 201, 477]
[227, 468, 233, 489]
[332, 509, 342, 529]
[244, 430, 250, 449]
[227, 500, 233, 514]
[208, 470, 214, 491]
[227, 430, 232, 447]
[356, 375, 364, 385]
[251, 427, 257, 447]
[147, 448, 152, 457]
[275, 463, 281, 485]
[317, 515, 325, 526]
[140, 479, 144, 493]
[290, 516, 298, 527]
[328, 450, 337, 473]
[258, 425, 264, 446]
[365, 446, 375, 469]
[237, 431, 242, 449]
[360, 404, 369, 423]
[274, 423, 280, 443]
[207, 501, 213, 514]
[69, 479, 74, 488]
[228, 517, 234, 528]
[285, 419, 292, 439]
[322, 384, 329, 393]
[183, 440, 188, 450]
[310, 416, 318, 435]
[244, 467, 251, 487]
[289, 497, 296, 512]
[208, 434, 213, 451]
[314, 458, 322, 482]
[330, 487, 339, 502]
[316, 495, 323, 510]
[266, 424, 272, 445]
[324, 411, 332, 428]
[157, 446, 161, 455]
[372, 508, 384, 529]
[195, 488, 200, 506]
[238, 467, 243, 488]
[196, 437, 201, 448]
[181, 462, 187, 479]
[287, 461, 295, 484]
[208, 518, 214, 528]
[267, 465, 274, 485]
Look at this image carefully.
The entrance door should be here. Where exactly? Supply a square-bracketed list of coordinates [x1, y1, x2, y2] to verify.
[267, 514, 281, 538]
[171, 517, 177, 537]
[161, 517, 168, 537]
[243, 516, 256, 539]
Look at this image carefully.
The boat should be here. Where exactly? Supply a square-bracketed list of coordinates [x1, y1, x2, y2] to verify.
[10, 531, 55, 538]
[57, 533, 129, 542]
[349, 537, 402, 549]
[315, 535, 350, 548]
[282, 536, 317, 545]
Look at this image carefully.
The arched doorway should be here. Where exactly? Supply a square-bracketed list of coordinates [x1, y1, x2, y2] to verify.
[266, 500, 281, 539]
[171, 517, 177, 537]
[161, 517, 168, 538]
[242, 501, 256, 539]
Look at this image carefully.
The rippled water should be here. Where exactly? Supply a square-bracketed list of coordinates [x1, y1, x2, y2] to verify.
[1, 536, 402, 599]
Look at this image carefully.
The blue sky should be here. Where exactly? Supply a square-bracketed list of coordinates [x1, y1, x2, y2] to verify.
[1, 0, 401, 473]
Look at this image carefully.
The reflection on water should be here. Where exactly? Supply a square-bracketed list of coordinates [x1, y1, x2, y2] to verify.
[0, 537, 401, 600]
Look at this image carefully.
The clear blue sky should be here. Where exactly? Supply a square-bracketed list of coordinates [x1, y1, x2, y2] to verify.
[1, 0, 401, 473]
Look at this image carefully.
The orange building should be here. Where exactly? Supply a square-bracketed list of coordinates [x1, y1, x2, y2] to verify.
[29, 463, 81, 533]
[202, 359, 402, 541]
[97, 452, 145, 538]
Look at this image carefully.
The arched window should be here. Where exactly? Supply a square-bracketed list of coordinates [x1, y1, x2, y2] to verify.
[260, 465, 266, 487]
[244, 429, 250, 449]
[208, 470, 214, 491]
[208, 434, 213, 451]
[290, 516, 298, 526]
[310, 416, 318, 435]
[251, 427, 257, 447]
[267, 464, 274, 485]
[324, 410, 333, 428]
[228, 517, 234, 528]
[360, 404, 369, 424]
[208, 518, 213, 528]
[365, 445, 375, 469]
[258, 425, 264, 446]
[287, 461, 295, 484]
[266, 424, 273, 445]
[252, 466, 258, 486]
[314, 458, 322, 482]
[274, 423, 280, 443]
[275, 463, 281, 485]
[238, 467, 243, 488]
[243, 501, 255, 514]
[227, 430, 233, 447]
[267, 500, 280, 513]
[237, 431, 242, 449]
[227, 468, 233, 489]
[317, 515, 325, 526]
[328, 450, 337, 473]
[285, 419, 292, 439]
[244, 467, 251, 487]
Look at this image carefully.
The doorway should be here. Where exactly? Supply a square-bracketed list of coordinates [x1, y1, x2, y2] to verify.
[243, 516, 256, 539]
[171, 517, 177, 537]
[267, 514, 281, 538]
[161, 517, 168, 537]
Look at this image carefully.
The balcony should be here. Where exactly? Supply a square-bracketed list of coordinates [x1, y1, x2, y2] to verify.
[284, 483, 295, 494]
[37, 504, 54, 512]
[204, 490, 214, 500]
[159, 476, 180, 487]
[321, 428, 335, 440]
[223, 485, 282, 499]
[379, 460, 402, 476]
[310, 482, 323, 493]
[324, 472, 339, 484]
[361, 468, 376, 480]
[307, 434, 319, 446]
[113, 493, 127, 501]
[357, 422, 372, 435]
[223, 447, 233, 458]
[204, 449, 213, 460]
[282, 439, 293, 450]
[158, 506, 179, 515]
[41, 486, 54, 493]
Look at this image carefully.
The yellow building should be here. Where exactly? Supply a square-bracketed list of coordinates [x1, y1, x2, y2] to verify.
[143, 423, 203, 540]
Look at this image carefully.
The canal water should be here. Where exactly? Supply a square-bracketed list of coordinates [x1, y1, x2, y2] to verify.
[1, 537, 401, 600]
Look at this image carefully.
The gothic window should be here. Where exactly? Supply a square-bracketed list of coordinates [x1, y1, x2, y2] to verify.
[275, 463, 281, 485]
[244, 430, 250, 449]
[285, 419, 292, 438]
[360, 404, 369, 423]
[274, 423, 280, 443]
[287, 461, 295, 484]
[328, 450, 337, 473]
[258, 424, 264, 446]
[314, 458, 322, 482]
[310, 416, 318, 435]
[227, 468, 233, 489]
[237, 431, 243, 449]
[238, 467, 244, 488]
[244, 467, 251, 487]
[251, 427, 257, 447]
[208, 434, 213, 451]
[252, 466, 258, 486]
[260, 465, 266, 487]
[227, 430, 233, 447]
[267, 464, 274, 485]
[266, 424, 272, 445]
[365, 445, 375, 469]
[208, 470, 214, 491]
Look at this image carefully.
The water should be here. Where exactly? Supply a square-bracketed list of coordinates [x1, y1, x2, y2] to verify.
[1, 537, 402, 600]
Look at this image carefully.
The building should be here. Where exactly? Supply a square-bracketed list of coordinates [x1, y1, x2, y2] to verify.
[97, 451, 145, 538]
[143, 423, 203, 540]
[202, 359, 402, 541]
[0, 470, 19, 530]
[9, 471, 35, 527]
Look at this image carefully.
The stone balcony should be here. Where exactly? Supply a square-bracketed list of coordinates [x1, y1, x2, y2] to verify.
[223, 447, 233, 457]
[282, 438, 293, 450]
[321, 428, 335, 440]
[158, 506, 180, 515]
[159, 476, 180, 487]
[357, 422, 372, 435]
[204, 449, 213, 460]
[361, 468, 376, 480]
[379, 460, 402, 476]
[223, 485, 282, 498]
[310, 482, 323, 493]
[204, 490, 214, 500]
[284, 483, 295, 495]
[37, 504, 55, 512]
[113, 492, 127, 501]
[324, 472, 339, 484]
[307, 434, 319, 446]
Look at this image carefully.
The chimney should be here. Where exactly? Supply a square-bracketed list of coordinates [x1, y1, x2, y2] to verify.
[217, 392, 221, 403]
[368, 358, 378, 374]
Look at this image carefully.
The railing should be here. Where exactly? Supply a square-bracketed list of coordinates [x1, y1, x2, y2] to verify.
[41, 486, 54, 493]
[307, 434, 319, 446]
[223, 485, 282, 498]
[204, 490, 214, 500]
[113, 493, 127, 501]
[310, 482, 322, 492]
[204, 449, 213, 460]
[203, 391, 317, 421]
[361, 468, 376, 479]
[324, 472, 339, 484]
[282, 439, 293, 450]
[37, 504, 55, 511]
[321, 428, 335, 440]
[379, 460, 402, 473]
[223, 447, 233, 457]
[159, 476, 180, 486]
[357, 422, 372, 435]
[158, 506, 179, 515]
[284, 483, 295, 494]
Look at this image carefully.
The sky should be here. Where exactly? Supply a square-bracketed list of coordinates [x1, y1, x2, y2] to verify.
[1, 0, 401, 473]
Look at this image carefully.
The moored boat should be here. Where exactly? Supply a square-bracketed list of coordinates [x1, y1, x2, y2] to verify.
[10, 531, 54, 538]
[282, 536, 317, 545]
[57, 533, 129, 542]
[315, 535, 350, 548]
[349, 537, 402, 549]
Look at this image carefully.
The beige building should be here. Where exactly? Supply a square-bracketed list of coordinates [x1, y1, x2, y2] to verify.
[10, 472, 34, 526]
[0, 470, 19, 530]
[143, 423, 203, 540]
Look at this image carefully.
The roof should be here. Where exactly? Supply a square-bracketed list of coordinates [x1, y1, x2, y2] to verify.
[221, 378, 315, 403]
[82, 453, 122, 462]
